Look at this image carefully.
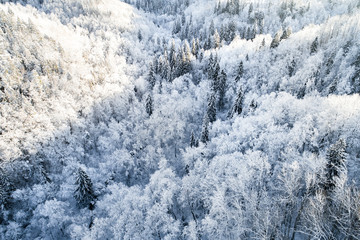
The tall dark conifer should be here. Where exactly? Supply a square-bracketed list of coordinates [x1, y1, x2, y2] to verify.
[74, 168, 96, 210]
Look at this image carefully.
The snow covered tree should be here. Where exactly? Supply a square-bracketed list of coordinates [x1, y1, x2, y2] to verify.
[288, 59, 296, 77]
[218, 70, 227, 110]
[310, 37, 319, 55]
[270, 32, 281, 48]
[74, 168, 96, 209]
[190, 131, 196, 148]
[200, 115, 210, 144]
[280, 27, 292, 40]
[169, 40, 177, 70]
[324, 139, 347, 192]
[235, 61, 244, 82]
[213, 29, 221, 49]
[137, 30, 143, 41]
[228, 87, 244, 118]
[0, 170, 9, 208]
[207, 93, 217, 123]
[148, 64, 156, 89]
[146, 94, 153, 116]
[209, 20, 215, 36]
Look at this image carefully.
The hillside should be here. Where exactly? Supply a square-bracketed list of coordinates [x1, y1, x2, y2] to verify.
[1, 0, 360, 239]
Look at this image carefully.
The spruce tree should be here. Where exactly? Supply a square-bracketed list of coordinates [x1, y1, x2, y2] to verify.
[190, 131, 196, 148]
[228, 87, 244, 118]
[148, 64, 156, 89]
[200, 115, 210, 144]
[310, 37, 319, 55]
[207, 93, 217, 123]
[280, 27, 292, 40]
[324, 139, 347, 192]
[235, 61, 244, 82]
[74, 168, 96, 209]
[288, 59, 296, 77]
[218, 70, 227, 110]
[146, 94, 153, 116]
[270, 32, 281, 48]
[213, 29, 221, 49]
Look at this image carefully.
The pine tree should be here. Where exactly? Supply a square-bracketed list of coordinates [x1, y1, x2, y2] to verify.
[74, 168, 96, 209]
[270, 32, 281, 48]
[0, 169, 9, 207]
[169, 40, 177, 69]
[191, 38, 197, 56]
[218, 70, 227, 109]
[227, 21, 236, 42]
[235, 61, 244, 82]
[213, 29, 221, 49]
[148, 64, 156, 89]
[207, 93, 217, 123]
[146, 94, 153, 116]
[137, 30, 143, 41]
[190, 131, 196, 147]
[280, 27, 292, 40]
[209, 20, 215, 36]
[200, 115, 210, 144]
[324, 139, 347, 192]
[228, 87, 244, 118]
[310, 37, 319, 55]
[288, 59, 296, 77]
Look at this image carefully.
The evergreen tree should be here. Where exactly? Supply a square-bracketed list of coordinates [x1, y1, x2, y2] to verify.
[228, 87, 244, 118]
[324, 139, 347, 192]
[235, 61, 244, 82]
[227, 21, 236, 42]
[213, 29, 221, 48]
[146, 94, 153, 116]
[218, 70, 227, 109]
[148, 64, 156, 89]
[270, 32, 281, 48]
[190, 131, 196, 147]
[137, 30, 143, 41]
[200, 115, 210, 144]
[191, 38, 197, 56]
[169, 40, 177, 69]
[351, 52, 360, 92]
[209, 20, 215, 35]
[0, 169, 9, 207]
[74, 168, 96, 209]
[310, 37, 319, 55]
[288, 59, 296, 77]
[207, 93, 217, 123]
[280, 27, 292, 40]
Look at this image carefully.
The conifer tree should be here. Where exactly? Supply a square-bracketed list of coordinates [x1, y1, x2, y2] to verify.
[270, 32, 281, 48]
[288, 59, 296, 77]
[213, 29, 221, 49]
[310, 37, 319, 55]
[280, 27, 292, 40]
[169, 40, 177, 69]
[207, 93, 217, 123]
[148, 64, 156, 89]
[200, 115, 210, 144]
[228, 87, 244, 118]
[190, 131, 196, 148]
[209, 20, 215, 36]
[74, 168, 96, 209]
[146, 94, 153, 116]
[218, 70, 227, 109]
[0, 169, 9, 207]
[324, 139, 347, 192]
[235, 61, 244, 82]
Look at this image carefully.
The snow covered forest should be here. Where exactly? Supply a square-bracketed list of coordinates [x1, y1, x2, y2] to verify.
[1, 0, 360, 239]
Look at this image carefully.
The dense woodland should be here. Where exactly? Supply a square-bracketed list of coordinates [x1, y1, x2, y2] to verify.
[0, 0, 360, 239]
